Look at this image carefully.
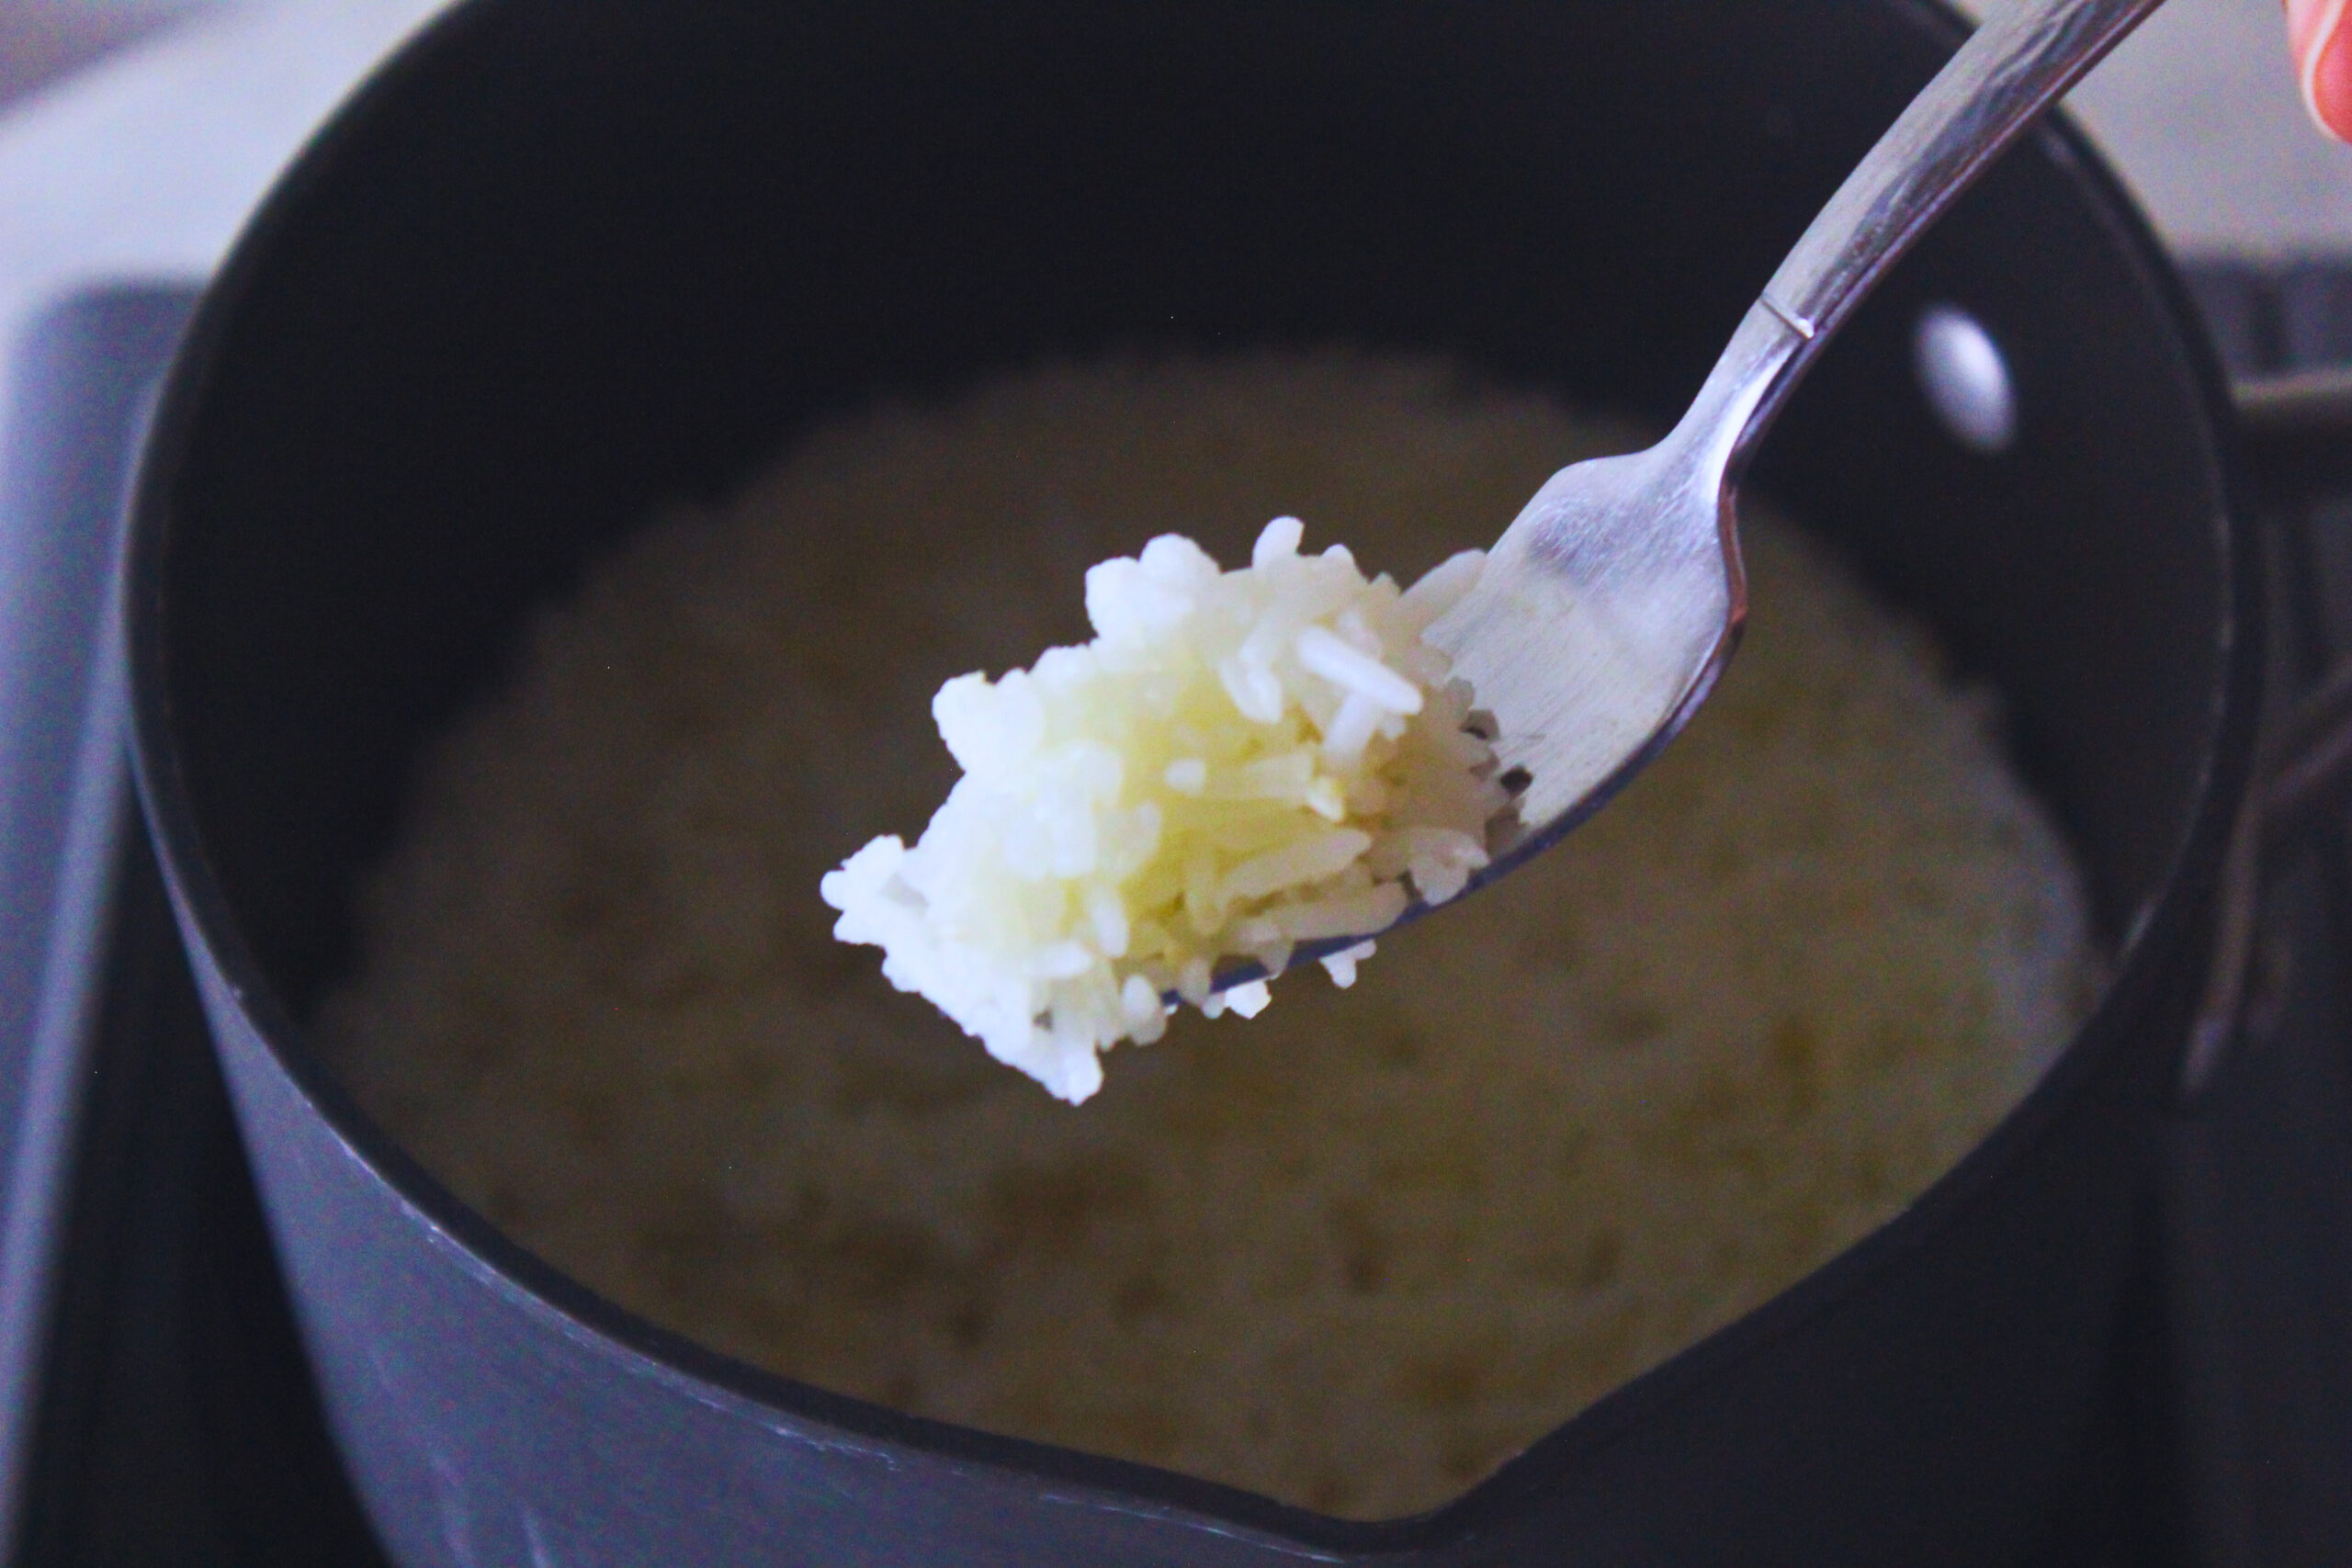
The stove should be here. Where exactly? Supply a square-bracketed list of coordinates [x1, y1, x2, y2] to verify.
[0, 272, 2344, 1567]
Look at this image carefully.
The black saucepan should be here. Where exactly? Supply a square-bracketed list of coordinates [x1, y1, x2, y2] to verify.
[125, 0, 2260, 1562]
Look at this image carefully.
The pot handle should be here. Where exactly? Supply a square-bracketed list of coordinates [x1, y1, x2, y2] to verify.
[2184, 624, 2352, 1103]
[2164, 372, 2352, 1561]
[2233, 365, 2352, 509]
[2185, 673, 2328, 1099]
[2182, 368, 2352, 1099]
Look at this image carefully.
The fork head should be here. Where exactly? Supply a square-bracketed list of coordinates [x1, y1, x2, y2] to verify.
[1419, 299, 1818, 886]
[1422, 431, 1747, 882]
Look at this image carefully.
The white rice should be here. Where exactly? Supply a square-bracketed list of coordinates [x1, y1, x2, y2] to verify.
[317, 353, 2101, 1520]
[821, 517, 1505, 1103]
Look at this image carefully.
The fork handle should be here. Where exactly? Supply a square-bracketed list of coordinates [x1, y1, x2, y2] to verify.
[1682, 0, 2165, 486]
[1763, 0, 2165, 344]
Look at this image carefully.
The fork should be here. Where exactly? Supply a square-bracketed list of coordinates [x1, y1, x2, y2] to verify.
[1421, 0, 2167, 894]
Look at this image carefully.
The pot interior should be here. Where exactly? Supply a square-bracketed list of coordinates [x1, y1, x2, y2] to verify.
[147, 0, 2234, 1456]
[157, 0, 2233, 1025]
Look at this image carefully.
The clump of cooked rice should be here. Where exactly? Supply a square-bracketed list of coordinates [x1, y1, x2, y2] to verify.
[317, 353, 2101, 1520]
[822, 517, 1504, 1102]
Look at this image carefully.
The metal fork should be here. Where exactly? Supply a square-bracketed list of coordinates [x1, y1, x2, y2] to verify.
[1423, 0, 2168, 889]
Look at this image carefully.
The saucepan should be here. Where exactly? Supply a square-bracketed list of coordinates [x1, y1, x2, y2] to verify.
[125, 0, 2278, 1561]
